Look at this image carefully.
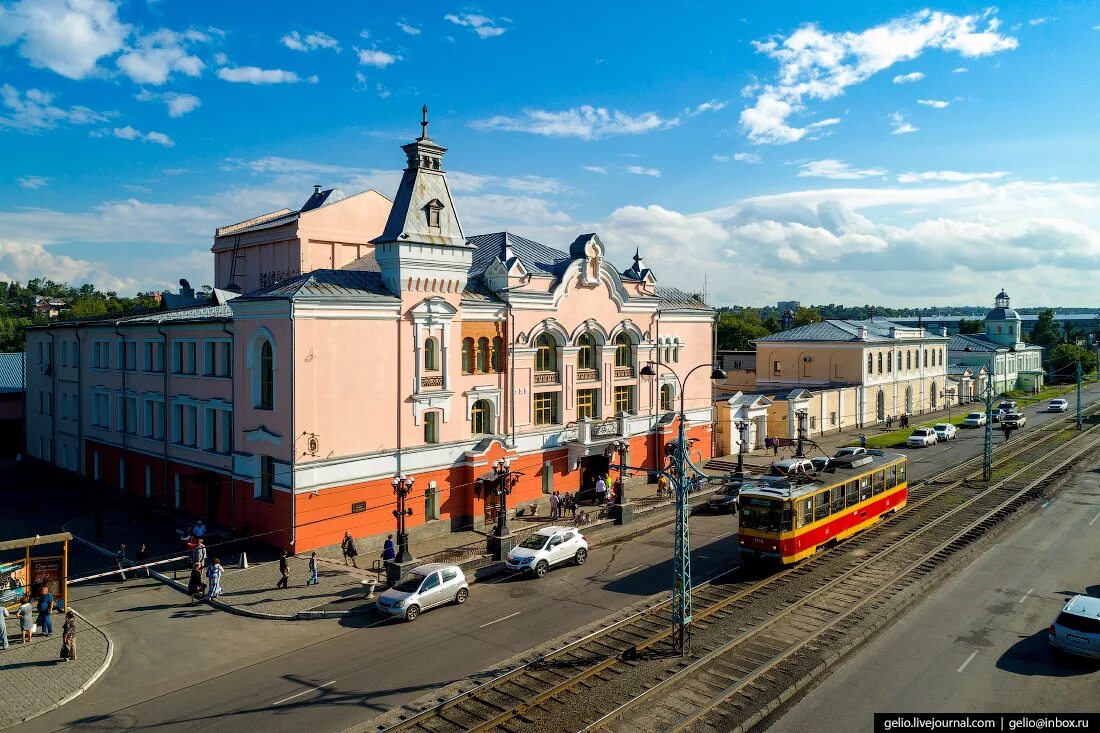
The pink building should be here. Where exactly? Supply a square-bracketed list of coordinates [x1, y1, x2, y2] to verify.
[25, 119, 716, 554]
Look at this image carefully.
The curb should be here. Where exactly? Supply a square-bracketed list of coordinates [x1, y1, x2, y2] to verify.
[0, 610, 114, 731]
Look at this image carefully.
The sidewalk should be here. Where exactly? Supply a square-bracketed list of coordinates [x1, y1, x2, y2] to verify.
[0, 612, 112, 730]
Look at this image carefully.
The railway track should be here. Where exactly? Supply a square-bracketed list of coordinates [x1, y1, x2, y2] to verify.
[374, 407, 1100, 733]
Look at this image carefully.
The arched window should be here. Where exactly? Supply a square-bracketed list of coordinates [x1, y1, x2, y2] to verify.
[659, 383, 673, 411]
[877, 353, 883, 374]
[423, 337, 438, 371]
[535, 334, 557, 372]
[614, 333, 633, 367]
[923, 349, 928, 368]
[491, 336, 504, 372]
[867, 353, 873, 375]
[259, 340, 274, 410]
[471, 399, 492, 434]
[673, 342, 681, 363]
[887, 352, 892, 372]
[476, 337, 490, 372]
[906, 351, 911, 370]
[931, 384, 938, 409]
[461, 338, 475, 374]
[577, 333, 597, 370]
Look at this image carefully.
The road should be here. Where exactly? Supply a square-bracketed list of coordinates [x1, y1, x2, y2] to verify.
[18, 386, 1100, 733]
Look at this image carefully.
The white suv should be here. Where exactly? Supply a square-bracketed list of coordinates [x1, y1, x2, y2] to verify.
[907, 427, 938, 447]
[506, 526, 588, 578]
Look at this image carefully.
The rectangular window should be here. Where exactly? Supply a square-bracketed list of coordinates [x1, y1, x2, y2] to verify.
[613, 386, 634, 415]
[887, 466, 897, 490]
[91, 392, 110, 428]
[71, 342, 79, 368]
[172, 342, 197, 375]
[203, 341, 231, 377]
[172, 403, 183, 444]
[814, 491, 830, 521]
[897, 461, 906, 485]
[119, 457, 126, 489]
[125, 395, 138, 435]
[122, 341, 137, 371]
[145, 465, 152, 498]
[38, 390, 44, 415]
[781, 506, 794, 532]
[92, 341, 110, 369]
[830, 411, 837, 426]
[845, 480, 859, 507]
[60, 342, 67, 368]
[576, 388, 598, 420]
[258, 456, 275, 501]
[830, 485, 844, 514]
[423, 412, 439, 444]
[201, 406, 232, 453]
[424, 481, 440, 521]
[859, 475, 871, 501]
[773, 360, 781, 375]
[174, 473, 181, 508]
[533, 392, 560, 426]
[143, 341, 165, 373]
[184, 405, 197, 446]
[873, 470, 885, 496]
[93, 451, 100, 480]
[802, 498, 813, 526]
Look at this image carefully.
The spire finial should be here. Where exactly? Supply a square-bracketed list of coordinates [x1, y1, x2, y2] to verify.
[419, 105, 429, 139]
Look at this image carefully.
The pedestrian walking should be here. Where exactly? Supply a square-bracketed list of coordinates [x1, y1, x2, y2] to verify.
[595, 476, 607, 504]
[382, 535, 396, 562]
[187, 562, 206, 603]
[341, 531, 359, 568]
[1002, 425, 1014, 441]
[36, 585, 53, 637]
[192, 539, 207, 568]
[115, 543, 128, 581]
[205, 558, 223, 600]
[276, 549, 290, 589]
[569, 493, 578, 519]
[307, 552, 319, 586]
[549, 491, 560, 519]
[18, 596, 33, 644]
[1, 603, 9, 650]
[859, 433, 867, 449]
[59, 610, 77, 661]
[134, 543, 149, 577]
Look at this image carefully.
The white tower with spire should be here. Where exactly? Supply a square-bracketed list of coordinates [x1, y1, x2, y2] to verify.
[374, 106, 474, 295]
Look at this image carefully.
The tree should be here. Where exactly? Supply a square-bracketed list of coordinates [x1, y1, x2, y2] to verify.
[1030, 309, 1061, 346]
[957, 318, 982, 334]
[68, 297, 108, 318]
[1046, 344, 1097, 381]
[717, 312, 769, 351]
[792, 307, 822, 327]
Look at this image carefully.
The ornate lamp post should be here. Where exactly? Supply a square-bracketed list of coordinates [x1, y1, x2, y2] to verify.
[608, 438, 632, 524]
[639, 360, 727, 656]
[390, 473, 415, 563]
[734, 419, 748, 478]
[487, 458, 520, 560]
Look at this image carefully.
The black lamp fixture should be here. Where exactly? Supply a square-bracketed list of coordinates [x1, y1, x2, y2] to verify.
[390, 473, 415, 563]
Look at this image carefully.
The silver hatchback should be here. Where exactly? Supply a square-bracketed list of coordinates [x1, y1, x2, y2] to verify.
[1049, 594, 1100, 659]
[376, 563, 469, 621]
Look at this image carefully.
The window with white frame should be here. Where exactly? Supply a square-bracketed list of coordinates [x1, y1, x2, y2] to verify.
[257, 456, 275, 501]
[172, 401, 199, 447]
[143, 397, 165, 440]
[143, 340, 165, 373]
[91, 392, 110, 428]
[203, 404, 232, 453]
[91, 341, 110, 369]
[118, 340, 138, 371]
[203, 340, 232, 377]
[117, 394, 138, 434]
[171, 341, 198, 375]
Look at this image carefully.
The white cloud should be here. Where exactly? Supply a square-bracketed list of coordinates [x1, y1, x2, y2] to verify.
[213, 51, 228, 66]
[582, 165, 608, 173]
[375, 83, 390, 99]
[896, 170, 1009, 183]
[0, 239, 138, 290]
[625, 165, 661, 177]
[116, 28, 205, 84]
[1027, 17, 1052, 26]
[0, 0, 131, 79]
[136, 89, 201, 117]
[281, 30, 341, 52]
[92, 124, 173, 146]
[0, 84, 112, 131]
[217, 66, 309, 84]
[893, 71, 925, 84]
[734, 152, 762, 163]
[355, 47, 400, 67]
[18, 175, 48, 189]
[917, 98, 950, 108]
[470, 100, 724, 140]
[712, 155, 730, 162]
[444, 13, 508, 38]
[397, 20, 421, 36]
[741, 9, 1017, 144]
[797, 159, 886, 180]
[889, 111, 918, 135]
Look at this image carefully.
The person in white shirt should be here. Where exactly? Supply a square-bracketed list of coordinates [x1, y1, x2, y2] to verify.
[595, 477, 607, 505]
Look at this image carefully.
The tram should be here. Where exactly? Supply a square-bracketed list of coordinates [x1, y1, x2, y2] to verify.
[737, 452, 909, 564]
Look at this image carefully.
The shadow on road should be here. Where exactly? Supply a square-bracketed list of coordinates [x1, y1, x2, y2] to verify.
[995, 628, 1100, 677]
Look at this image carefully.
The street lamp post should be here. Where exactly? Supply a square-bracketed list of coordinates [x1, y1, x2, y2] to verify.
[609, 438, 632, 524]
[734, 419, 748, 478]
[487, 458, 519, 560]
[639, 360, 726, 656]
[390, 473, 416, 563]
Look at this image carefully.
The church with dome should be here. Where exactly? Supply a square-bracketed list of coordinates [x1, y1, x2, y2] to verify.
[948, 290, 1045, 395]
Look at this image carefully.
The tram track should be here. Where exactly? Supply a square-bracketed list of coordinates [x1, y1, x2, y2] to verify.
[372, 406, 1100, 733]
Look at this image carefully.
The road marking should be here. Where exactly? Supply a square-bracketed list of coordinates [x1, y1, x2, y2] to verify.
[615, 564, 646, 577]
[273, 680, 336, 706]
[957, 651, 978, 673]
[479, 611, 521, 628]
[1090, 512, 1100, 527]
[1019, 588, 1034, 603]
[712, 532, 733, 540]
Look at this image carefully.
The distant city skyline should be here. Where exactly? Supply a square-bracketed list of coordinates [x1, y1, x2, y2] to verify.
[2, 1, 1100, 306]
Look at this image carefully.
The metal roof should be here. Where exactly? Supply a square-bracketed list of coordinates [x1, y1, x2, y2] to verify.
[947, 333, 1043, 353]
[239, 268, 399, 302]
[756, 318, 942, 343]
[468, 231, 571, 278]
[0, 352, 25, 393]
[653, 286, 710, 311]
[985, 307, 1021, 321]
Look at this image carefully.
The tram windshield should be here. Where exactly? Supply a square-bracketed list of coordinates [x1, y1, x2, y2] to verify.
[740, 497, 786, 533]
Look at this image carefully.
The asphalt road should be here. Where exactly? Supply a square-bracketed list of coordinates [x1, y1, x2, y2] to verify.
[770, 443, 1100, 731]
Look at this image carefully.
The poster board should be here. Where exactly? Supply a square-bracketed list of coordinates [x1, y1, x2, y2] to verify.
[0, 560, 26, 609]
[30, 556, 64, 599]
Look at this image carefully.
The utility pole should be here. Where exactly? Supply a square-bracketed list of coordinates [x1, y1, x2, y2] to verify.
[1077, 359, 1083, 430]
[794, 410, 808, 458]
[983, 356, 994, 481]
[734, 419, 747, 477]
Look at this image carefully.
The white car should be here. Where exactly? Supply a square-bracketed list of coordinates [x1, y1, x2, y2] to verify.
[1048, 398, 1069, 412]
[932, 423, 957, 441]
[1049, 594, 1100, 659]
[767, 458, 816, 477]
[998, 400, 1018, 412]
[834, 446, 867, 458]
[962, 412, 987, 428]
[505, 526, 588, 578]
[906, 427, 938, 448]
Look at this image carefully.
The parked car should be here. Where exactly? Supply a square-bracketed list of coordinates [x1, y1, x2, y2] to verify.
[505, 526, 588, 578]
[906, 427, 938, 448]
[932, 423, 957, 441]
[766, 458, 816, 477]
[1048, 594, 1100, 659]
[998, 400, 1018, 412]
[1002, 412, 1027, 429]
[1048, 398, 1069, 412]
[810, 456, 832, 472]
[700, 482, 742, 514]
[963, 412, 987, 428]
[834, 446, 867, 458]
[375, 563, 469, 621]
[992, 408, 1007, 423]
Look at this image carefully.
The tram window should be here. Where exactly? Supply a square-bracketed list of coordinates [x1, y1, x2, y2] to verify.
[830, 486, 844, 514]
[802, 498, 813, 526]
[814, 492, 830, 521]
[887, 466, 897, 489]
[897, 462, 907, 484]
[845, 480, 859, 507]
[859, 476, 871, 501]
[873, 470, 885, 496]
[781, 507, 793, 532]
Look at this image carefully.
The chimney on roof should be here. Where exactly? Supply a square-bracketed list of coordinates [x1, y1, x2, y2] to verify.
[942, 327, 948, 337]
[313, 184, 322, 194]
[857, 325, 868, 340]
[179, 278, 194, 300]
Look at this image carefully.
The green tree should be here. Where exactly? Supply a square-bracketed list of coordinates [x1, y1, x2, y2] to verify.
[717, 312, 769, 350]
[791, 306, 822, 327]
[68, 297, 108, 318]
[957, 318, 982, 334]
[1046, 344, 1097, 381]
[1030, 309, 1061, 346]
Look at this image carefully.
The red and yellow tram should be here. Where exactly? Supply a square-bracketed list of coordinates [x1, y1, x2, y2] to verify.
[738, 452, 909, 563]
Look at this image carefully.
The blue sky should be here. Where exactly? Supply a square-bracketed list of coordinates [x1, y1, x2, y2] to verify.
[2, 1, 1100, 307]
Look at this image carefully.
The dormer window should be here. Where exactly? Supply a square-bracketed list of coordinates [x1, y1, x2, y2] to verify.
[425, 199, 443, 229]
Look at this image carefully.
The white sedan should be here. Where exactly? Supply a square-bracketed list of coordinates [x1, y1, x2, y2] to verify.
[907, 427, 939, 448]
[1048, 398, 1069, 412]
[932, 423, 957, 441]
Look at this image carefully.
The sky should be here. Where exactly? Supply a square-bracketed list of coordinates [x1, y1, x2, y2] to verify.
[2, 1, 1100, 308]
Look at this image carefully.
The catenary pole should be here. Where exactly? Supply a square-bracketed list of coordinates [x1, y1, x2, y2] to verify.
[983, 354, 994, 481]
[1077, 359, 1083, 430]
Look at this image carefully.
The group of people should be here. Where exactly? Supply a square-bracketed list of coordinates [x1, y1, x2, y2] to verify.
[185, 539, 224, 603]
[1, 585, 78, 661]
[548, 491, 580, 519]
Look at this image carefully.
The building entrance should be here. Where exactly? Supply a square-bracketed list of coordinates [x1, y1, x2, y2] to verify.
[578, 454, 610, 504]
